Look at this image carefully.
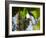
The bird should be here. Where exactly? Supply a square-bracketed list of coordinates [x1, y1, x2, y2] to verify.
[26, 11, 38, 31]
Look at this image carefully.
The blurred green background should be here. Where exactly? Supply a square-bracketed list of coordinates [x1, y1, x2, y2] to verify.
[12, 7, 40, 30]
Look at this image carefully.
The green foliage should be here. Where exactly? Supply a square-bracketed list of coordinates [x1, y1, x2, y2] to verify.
[31, 8, 40, 19]
[19, 8, 27, 19]
[33, 20, 40, 30]
[19, 8, 28, 30]
[31, 8, 40, 30]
